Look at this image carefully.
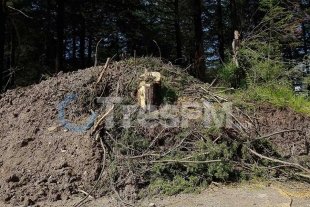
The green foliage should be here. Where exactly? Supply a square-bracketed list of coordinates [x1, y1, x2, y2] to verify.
[237, 81, 310, 115]
[239, 47, 285, 84]
[217, 1, 300, 88]
[150, 175, 204, 195]
[217, 62, 239, 87]
[149, 138, 240, 195]
[161, 86, 178, 104]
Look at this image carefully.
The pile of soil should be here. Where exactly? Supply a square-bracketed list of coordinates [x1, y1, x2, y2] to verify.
[256, 106, 310, 157]
[0, 57, 309, 206]
[0, 67, 102, 206]
[0, 57, 201, 206]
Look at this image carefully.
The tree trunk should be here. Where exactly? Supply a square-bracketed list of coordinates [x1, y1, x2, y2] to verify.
[301, 22, 307, 55]
[174, 0, 182, 64]
[193, 0, 205, 80]
[72, 25, 76, 61]
[217, 0, 224, 63]
[0, 0, 6, 89]
[230, 0, 237, 31]
[79, 18, 86, 69]
[56, 0, 64, 73]
[45, 0, 51, 68]
[137, 72, 162, 112]
[8, 24, 16, 88]
[87, 34, 92, 66]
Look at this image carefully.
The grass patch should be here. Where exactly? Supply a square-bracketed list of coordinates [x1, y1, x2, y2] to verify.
[233, 81, 310, 115]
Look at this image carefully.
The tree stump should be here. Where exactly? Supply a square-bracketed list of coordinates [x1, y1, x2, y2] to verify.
[232, 30, 240, 67]
[137, 72, 162, 111]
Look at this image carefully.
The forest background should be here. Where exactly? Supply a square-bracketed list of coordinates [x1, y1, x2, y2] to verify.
[0, 0, 309, 91]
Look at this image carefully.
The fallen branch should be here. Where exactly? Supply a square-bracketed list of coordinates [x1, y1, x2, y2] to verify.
[77, 189, 94, 199]
[235, 107, 261, 136]
[213, 134, 222, 143]
[149, 159, 222, 164]
[160, 133, 188, 157]
[96, 58, 111, 85]
[247, 147, 310, 174]
[91, 105, 114, 135]
[206, 79, 217, 90]
[146, 128, 165, 151]
[252, 129, 301, 141]
[229, 112, 248, 134]
[295, 173, 310, 179]
[119, 154, 161, 159]
[214, 87, 234, 94]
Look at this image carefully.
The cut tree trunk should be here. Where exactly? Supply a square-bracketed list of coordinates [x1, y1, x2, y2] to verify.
[137, 72, 162, 111]
[232, 30, 239, 67]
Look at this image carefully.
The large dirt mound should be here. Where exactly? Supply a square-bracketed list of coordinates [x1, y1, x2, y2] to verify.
[0, 57, 309, 206]
[0, 66, 104, 205]
[0, 57, 202, 205]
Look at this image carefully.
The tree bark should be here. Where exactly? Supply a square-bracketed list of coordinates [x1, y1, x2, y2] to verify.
[45, 0, 51, 68]
[217, 0, 224, 63]
[72, 25, 76, 61]
[137, 72, 162, 112]
[301, 22, 307, 55]
[8, 24, 16, 88]
[193, 0, 205, 80]
[174, 0, 182, 64]
[56, 0, 64, 73]
[0, 0, 7, 89]
[230, 0, 237, 31]
[87, 34, 92, 66]
[80, 18, 86, 69]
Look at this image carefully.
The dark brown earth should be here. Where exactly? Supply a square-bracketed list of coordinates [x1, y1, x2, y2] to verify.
[0, 68, 103, 206]
[0, 61, 309, 206]
[256, 106, 310, 157]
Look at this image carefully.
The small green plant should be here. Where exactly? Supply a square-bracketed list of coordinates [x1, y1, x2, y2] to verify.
[217, 62, 239, 87]
[149, 175, 204, 195]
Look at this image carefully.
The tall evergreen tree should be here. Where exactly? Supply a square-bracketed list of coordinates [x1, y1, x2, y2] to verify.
[0, 0, 6, 89]
[193, 0, 206, 79]
[56, 0, 64, 73]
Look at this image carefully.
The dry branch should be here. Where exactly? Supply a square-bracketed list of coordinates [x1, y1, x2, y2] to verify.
[91, 105, 115, 135]
[247, 147, 310, 174]
[149, 159, 222, 164]
[229, 112, 248, 134]
[94, 38, 103, 67]
[120, 154, 161, 159]
[252, 129, 301, 141]
[153, 40, 161, 60]
[8, 6, 33, 18]
[77, 189, 94, 199]
[206, 79, 216, 90]
[96, 58, 111, 85]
